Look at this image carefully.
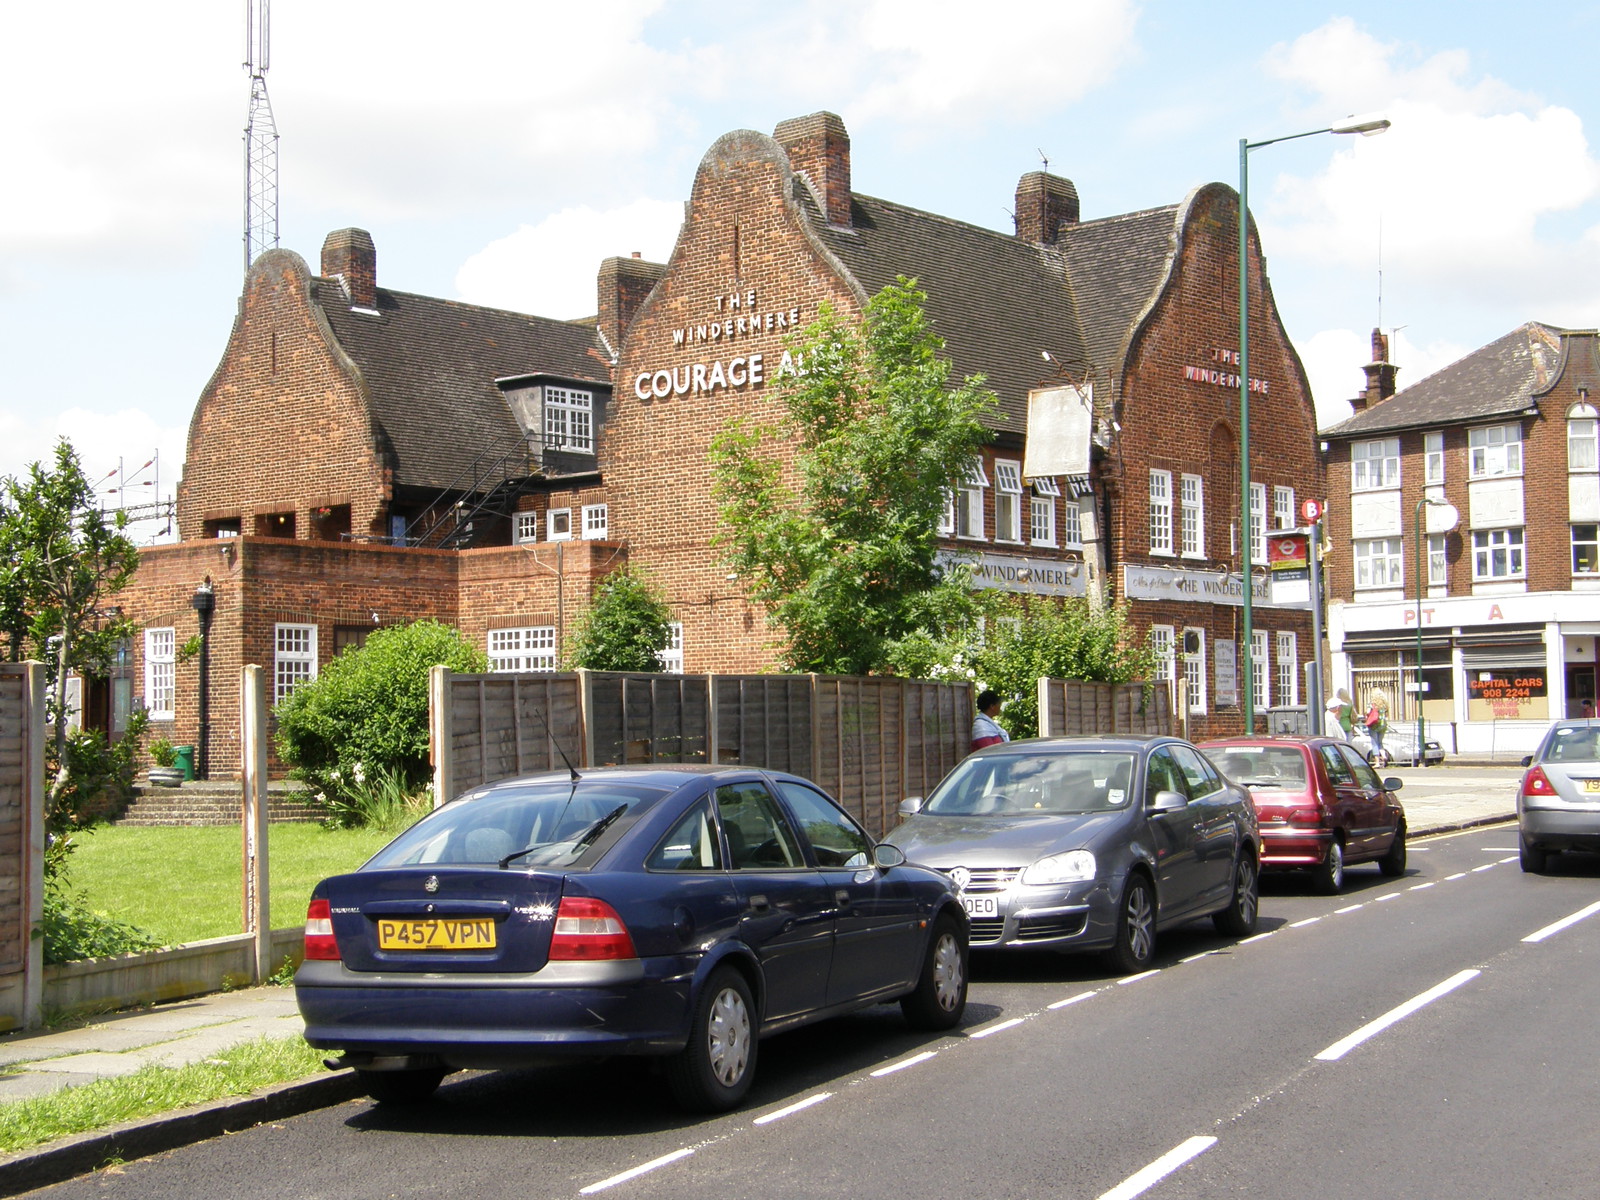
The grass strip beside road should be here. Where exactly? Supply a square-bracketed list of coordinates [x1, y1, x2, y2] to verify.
[0, 1036, 326, 1156]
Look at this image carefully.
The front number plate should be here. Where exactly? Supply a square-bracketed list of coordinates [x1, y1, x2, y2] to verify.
[961, 895, 999, 919]
[377, 918, 497, 950]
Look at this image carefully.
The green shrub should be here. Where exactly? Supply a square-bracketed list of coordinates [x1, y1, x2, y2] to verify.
[146, 735, 177, 767]
[567, 568, 675, 672]
[41, 877, 164, 965]
[274, 619, 486, 824]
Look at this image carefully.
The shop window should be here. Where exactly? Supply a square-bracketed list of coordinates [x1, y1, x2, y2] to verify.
[1573, 524, 1599, 575]
[1062, 500, 1083, 549]
[1183, 627, 1207, 715]
[957, 460, 988, 540]
[1468, 423, 1522, 479]
[1351, 439, 1400, 491]
[1149, 470, 1173, 555]
[1471, 527, 1525, 580]
[582, 504, 608, 540]
[144, 627, 175, 720]
[993, 460, 1023, 543]
[514, 512, 538, 544]
[1251, 630, 1270, 710]
[658, 622, 684, 673]
[547, 508, 573, 541]
[1424, 431, 1445, 486]
[488, 627, 557, 672]
[1250, 483, 1267, 563]
[274, 624, 318, 704]
[1276, 631, 1298, 706]
[1569, 403, 1598, 472]
[544, 386, 593, 452]
[1180, 475, 1204, 557]
[1273, 485, 1295, 531]
[1428, 533, 1449, 587]
[1354, 538, 1404, 589]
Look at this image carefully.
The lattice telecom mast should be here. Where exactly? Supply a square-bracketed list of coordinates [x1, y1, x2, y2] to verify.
[243, 0, 279, 272]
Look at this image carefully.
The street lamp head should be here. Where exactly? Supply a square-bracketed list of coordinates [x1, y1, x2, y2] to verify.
[1330, 113, 1391, 137]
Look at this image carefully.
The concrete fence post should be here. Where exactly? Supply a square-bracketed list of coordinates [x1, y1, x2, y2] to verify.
[430, 665, 452, 808]
[240, 665, 271, 982]
[23, 662, 46, 1029]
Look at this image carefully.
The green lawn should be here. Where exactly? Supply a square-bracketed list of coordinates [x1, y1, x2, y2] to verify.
[65, 823, 395, 944]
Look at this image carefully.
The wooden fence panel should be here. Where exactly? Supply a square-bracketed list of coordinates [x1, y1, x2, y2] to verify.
[1040, 679, 1173, 738]
[587, 672, 711, 766]
[446, 674, 584, 794]
[711, 676, 813, 772]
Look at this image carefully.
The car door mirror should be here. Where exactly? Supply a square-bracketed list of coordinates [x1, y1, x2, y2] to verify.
[1382, 776, 1404, 791]
[1520, 755, 1532, 768]
[872, 843, 907, 869]
[1150, 789, 1187, 813]
[898, 797, 924, 816]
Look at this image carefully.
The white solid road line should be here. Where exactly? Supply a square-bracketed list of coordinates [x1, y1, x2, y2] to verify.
[1523, 899, 1600, 944]
[579, 1148, 695, 1194]
[1314, 969, 1481, 1061]
[752, 1092, 832, 1125]
[1096, 1136, 1218, 1200]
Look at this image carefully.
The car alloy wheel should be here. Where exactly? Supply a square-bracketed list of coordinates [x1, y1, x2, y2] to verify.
[1213, 854, 1259, 937]
[1105, 875, 1155, 975]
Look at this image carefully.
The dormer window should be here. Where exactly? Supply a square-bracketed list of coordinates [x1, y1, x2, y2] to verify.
[544, 386, 593, 453]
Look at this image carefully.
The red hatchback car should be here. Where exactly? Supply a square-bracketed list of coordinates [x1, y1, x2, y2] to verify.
[1199, 737, 1408, 894]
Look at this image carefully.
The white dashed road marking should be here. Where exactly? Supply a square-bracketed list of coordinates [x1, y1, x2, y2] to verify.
[1523, 899, 1600, 944]
[580, 1149, 695, 1194]
[753, 1092, 832, 1125]
[1314, 969, 1480, 1061]
[1096, 1137, 1218, 1200]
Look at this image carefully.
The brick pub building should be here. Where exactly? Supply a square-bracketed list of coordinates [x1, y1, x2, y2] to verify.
[118, 111, 1323, 777]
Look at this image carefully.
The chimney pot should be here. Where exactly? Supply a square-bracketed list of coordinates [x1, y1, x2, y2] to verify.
[321, 228, 377, 309]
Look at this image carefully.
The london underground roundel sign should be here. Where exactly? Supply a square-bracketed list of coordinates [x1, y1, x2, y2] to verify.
[1302, 498, 1323, 522]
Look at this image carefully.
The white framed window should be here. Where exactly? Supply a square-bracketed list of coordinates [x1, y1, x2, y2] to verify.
[1468, 423, 1522, 479]
[957, 459, 988, 540]
[1574, 524, 1599, 575]
[1250, 482, 1267, 563]
[1354, 538, 1404, 589]
[274, 623, 318, 705]
[488, 626, 558, 672]
[658, 622, 684, 673]
[1428, 533, 1448, 587]
[1251, 629, 1270, 711]
[1569, 403, 1598, 472]
[994, 460, 1023, 543]
[1273, 485, 1295, 531]
[1029, 495, 1056, 546]
[547, 508, 573, 541]
[544, 386, 593, 452]
[1351, 439, 1400, 491]
[144, 627, 175, 720]
[582, 504, 608, 540]
[1030, 475, 1061, 498]
[1061, 500, 1083, 549]
[1180, 474, 1204, 557]
[1275, 631, 1298, 707]
[514, 512, 538, 544]
[1151, 625, 1175, 689]
[937, 489, 955, 536]
[1472, 527, 1525, 580]
[1424, 431, 1445, 486]
[1183, 627, 1207, 714]
[1149, 470, 1173, 555]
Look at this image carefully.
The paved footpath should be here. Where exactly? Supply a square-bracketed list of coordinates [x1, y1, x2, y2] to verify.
[0, 763, 1525, 1192]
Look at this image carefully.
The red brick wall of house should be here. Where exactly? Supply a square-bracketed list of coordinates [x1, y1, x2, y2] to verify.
[176, 249, 390, 544]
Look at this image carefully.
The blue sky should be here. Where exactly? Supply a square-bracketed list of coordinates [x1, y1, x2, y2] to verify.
[3, 2, 1596, 532]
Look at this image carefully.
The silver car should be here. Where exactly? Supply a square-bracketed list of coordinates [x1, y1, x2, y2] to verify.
[1518, 718, 1600, 873]
[883, 736, 1260, 974]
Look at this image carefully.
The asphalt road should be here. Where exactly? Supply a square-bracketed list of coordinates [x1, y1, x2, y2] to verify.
[25, 823, 1600, 1200]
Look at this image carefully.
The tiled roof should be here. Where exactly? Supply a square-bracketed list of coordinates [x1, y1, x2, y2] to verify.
[1321, 322, 1566, 439]
[315, 282, 611, 491]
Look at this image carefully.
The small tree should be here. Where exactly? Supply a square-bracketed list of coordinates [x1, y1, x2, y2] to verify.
[711, 278, 996, 675]
[275, 619, 486, 822]
[568, 568, 675, 672]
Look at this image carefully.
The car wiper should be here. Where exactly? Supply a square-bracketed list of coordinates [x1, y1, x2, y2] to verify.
[496, 806, 626, 869]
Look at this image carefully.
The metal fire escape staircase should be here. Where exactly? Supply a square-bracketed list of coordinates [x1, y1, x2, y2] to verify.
[405, 435, 537, 549]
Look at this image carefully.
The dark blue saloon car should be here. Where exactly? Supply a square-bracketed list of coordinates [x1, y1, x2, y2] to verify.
[296, 765, 968, 1111]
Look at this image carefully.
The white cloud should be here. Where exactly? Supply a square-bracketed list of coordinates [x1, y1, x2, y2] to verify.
[1302, 326, 1471, 433]
[454, 199, 685, 319]
[0, 406, 187, 516]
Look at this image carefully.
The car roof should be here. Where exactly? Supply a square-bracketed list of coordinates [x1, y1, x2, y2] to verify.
[465, 763, 807, 794]
[1199, 736, 1325, 750]
[970, 735, 1182, 755]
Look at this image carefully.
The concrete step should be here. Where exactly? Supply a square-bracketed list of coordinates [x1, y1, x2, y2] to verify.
[116, 781, 325, 826]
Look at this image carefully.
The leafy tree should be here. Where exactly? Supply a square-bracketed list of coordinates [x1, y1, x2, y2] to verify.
[710, 278, 996, 675]
[0, 439, 140, 819]
[568, 568, 675, 672]
[274, 619, 486, 823]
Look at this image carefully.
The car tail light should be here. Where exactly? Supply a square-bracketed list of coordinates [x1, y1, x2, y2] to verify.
[550, 896, 637, 961]
[1287, 807, 1324, 826]
[1522, 766, 1558, 799]
[303, 898, 341, 961]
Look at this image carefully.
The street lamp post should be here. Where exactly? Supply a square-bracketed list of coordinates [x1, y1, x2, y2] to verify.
[1414, 496, 1459, 765]
[1238, 113, 1390, 733]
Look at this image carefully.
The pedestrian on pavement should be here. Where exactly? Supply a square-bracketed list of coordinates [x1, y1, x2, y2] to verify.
[971, 689, 1010, 751]
[1326, 688, 1355, 741]
[1364, 689, 1390, 765]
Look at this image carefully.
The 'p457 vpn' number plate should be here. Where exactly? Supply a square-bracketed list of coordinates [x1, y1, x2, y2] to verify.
[378, 918, 497, 950]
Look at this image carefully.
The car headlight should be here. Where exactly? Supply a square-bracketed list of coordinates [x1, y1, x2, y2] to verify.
[1020, 850, 1096, 886]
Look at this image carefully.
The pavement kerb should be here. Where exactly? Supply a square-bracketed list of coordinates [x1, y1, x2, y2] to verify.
[0, 806, 1524, 1193]
[0, 1068, 364, 1198]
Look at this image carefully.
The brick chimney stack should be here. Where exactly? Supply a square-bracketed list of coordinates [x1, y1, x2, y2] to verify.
[1014, 171, 1080, 245]
[1353, 327, 1398, 412]
[598, 254, 667, 358]
[321, 228, 377, 309]
[774, 112, 852, 228]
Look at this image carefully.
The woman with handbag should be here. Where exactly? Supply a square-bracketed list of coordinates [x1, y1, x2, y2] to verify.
[1364, 689, 1390, 764]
